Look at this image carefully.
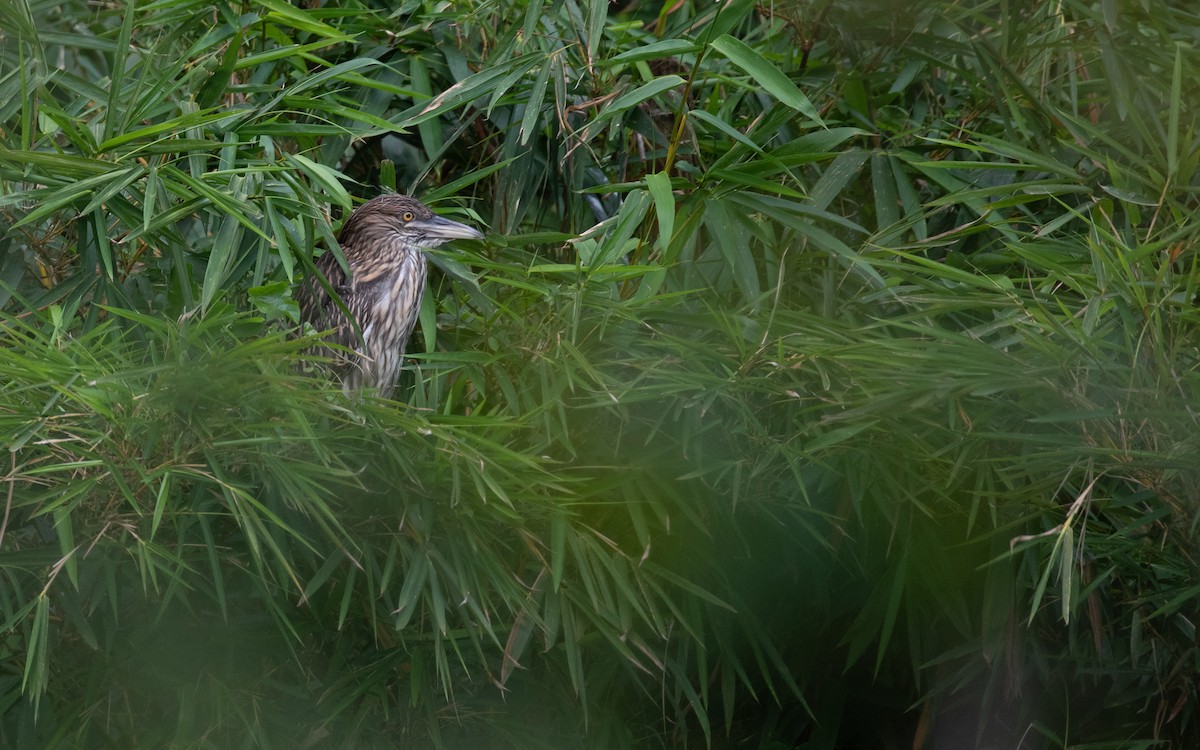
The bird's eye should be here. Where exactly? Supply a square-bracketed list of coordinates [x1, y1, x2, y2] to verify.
[401, 211, 415, 222]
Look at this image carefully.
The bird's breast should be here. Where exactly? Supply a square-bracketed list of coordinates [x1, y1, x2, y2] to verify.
[352, 252, 428, 347]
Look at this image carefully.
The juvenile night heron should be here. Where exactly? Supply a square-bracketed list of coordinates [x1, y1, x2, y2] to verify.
[298, 193, 484, 398]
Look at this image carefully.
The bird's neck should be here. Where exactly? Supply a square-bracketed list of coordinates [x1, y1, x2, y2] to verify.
[342, 228, 425, 285]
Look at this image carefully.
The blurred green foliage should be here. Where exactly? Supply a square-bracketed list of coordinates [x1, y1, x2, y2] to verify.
[1, 0, 1198, 747]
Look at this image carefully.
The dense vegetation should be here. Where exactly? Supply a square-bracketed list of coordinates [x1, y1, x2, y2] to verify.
[1, 0, 1198, 747]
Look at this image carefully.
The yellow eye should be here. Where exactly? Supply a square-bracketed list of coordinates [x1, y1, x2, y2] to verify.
[401, 211, 415, 222]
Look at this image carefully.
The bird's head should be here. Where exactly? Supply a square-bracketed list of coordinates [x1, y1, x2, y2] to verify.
[338, 193, 484, 256]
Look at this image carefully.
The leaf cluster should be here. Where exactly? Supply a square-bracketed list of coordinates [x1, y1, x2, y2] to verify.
[1, 0, 1199, 748]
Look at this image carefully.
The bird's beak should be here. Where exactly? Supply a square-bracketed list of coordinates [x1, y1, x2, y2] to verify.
[415, 214, 485, 242]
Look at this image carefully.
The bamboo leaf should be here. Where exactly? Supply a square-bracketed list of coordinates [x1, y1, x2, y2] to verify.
[710, 34, 824, 125]
[645, 171, 675, 253]
[589, 75, 684, 129]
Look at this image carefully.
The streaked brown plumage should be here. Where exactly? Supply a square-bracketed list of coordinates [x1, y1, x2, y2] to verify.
[298, 193, 483, 398]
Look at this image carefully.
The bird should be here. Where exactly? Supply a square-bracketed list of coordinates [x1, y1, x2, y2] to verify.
[297, 193, 484, 398]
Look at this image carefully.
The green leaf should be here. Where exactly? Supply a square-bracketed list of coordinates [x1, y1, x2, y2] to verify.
[283, 152, 352, 209]
[248, 280, 300, 323]
[710, 34, 824, 125]
[589, 76, 684, 129]
[401, 56, 541, 127]
[607, 39, 698, 64]
[645, 171, 675, 253]
[518, 59, 551, 146]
